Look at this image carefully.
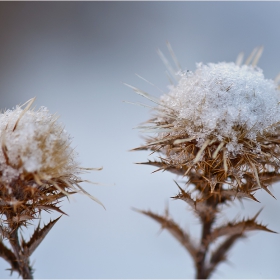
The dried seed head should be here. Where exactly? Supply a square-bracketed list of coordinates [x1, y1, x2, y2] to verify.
[0, 99, 78, 183]
[131, 46, 277, 280]
[133, 48, 280, 199]
[0, 98, 102, 233]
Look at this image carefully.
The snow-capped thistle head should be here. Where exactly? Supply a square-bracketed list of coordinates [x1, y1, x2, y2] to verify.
[0, 99, 78, 183]
[160, 62, 280, 148]
[129, 47, 278, 280]
[0, 98, 103, 232]
[131, 46, 280, 201]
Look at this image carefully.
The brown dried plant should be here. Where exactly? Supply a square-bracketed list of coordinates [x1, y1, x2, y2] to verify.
[0, 98, 103, 279]
[129, 45, 279, 278]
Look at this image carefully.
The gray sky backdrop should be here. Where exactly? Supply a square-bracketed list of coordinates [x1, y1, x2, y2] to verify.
[0, 2, 279, 279]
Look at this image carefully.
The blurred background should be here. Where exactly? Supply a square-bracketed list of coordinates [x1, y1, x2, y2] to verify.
[0, 2, 279, 278]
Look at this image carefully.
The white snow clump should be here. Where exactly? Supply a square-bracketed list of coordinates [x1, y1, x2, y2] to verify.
[0, 105, 77, 183]
[159, 62, 280, 149]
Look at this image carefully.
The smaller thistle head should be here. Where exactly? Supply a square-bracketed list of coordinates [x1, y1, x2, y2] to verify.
[132, 47, 280, 201]
[0, 98, 102, 234]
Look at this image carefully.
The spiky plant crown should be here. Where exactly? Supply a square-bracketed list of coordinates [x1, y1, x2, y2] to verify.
[0, 98, 102, 235]
[130, 46, 278, 279]
[133, 47, 280, 202]
[0, 98, 103, 278]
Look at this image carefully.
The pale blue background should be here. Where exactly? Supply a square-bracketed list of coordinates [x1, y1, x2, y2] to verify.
[0, 2, 279, 278]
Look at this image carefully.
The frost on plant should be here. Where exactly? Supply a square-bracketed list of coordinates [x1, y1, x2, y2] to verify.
[0, 98, 103, 279]
[129, 45, 278, 279]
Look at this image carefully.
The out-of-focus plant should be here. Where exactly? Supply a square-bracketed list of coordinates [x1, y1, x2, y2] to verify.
[0, 98, 103, 279]
[128, 44, 279, 278]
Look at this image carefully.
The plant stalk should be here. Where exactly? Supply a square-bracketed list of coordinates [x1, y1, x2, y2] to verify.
[195, 216, 214, 279]
[9, 229, 33, 279]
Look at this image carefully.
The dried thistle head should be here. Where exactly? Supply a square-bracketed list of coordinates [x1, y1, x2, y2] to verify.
[132, 47, 280, 201]
[129, 46, 279, 279]
[0, 98, 102, 234]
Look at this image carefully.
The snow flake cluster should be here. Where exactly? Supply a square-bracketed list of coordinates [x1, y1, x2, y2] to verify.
[159, 62, 280, 151]
[0, 105, 78, 183]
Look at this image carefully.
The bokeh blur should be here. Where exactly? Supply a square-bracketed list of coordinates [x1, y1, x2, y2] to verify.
[0, 2, 279, 278]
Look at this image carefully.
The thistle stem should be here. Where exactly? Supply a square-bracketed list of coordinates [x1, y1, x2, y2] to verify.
[4, 210, 33, 279]
[9, 229, 33, 279]
[195, 217, 214, 279]
[195, 191, 219, 279]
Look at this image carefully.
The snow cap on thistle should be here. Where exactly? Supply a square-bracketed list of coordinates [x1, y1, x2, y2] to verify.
[133, 46, 280, 200]
[0, 98, 78, 183]
[0, 98, 103, 231]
